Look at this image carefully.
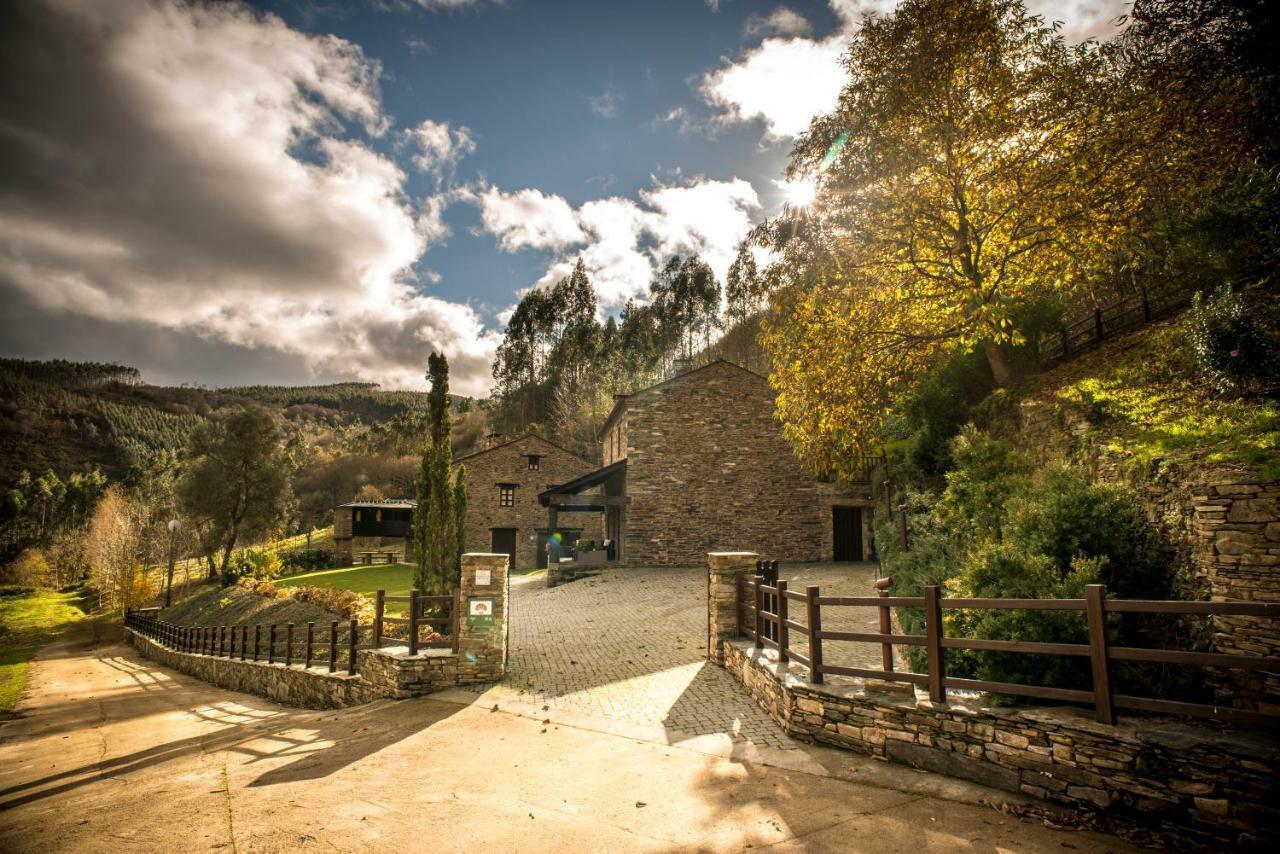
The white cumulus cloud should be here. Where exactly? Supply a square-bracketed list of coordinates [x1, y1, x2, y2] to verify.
[0, 0, 497, 395]
[477, 187, 587, 251]
[744, 7, 813, 38]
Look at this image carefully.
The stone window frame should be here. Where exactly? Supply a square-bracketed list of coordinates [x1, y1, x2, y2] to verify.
[498, 483, 517, 507]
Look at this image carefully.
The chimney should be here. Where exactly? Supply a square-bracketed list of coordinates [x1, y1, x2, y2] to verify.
[673, 357, 693, 375]
[484, 433, 504, 449]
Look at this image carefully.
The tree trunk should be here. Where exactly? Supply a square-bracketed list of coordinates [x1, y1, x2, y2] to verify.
[981, 338, 1015, 387]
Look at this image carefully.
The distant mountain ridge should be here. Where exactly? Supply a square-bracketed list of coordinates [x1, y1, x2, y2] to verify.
[0, 357, 473, 488]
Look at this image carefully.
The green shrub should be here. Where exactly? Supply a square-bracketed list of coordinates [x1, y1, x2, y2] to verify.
[1184, 283, 1274, 393]
[281, 549, 333, 574]
[228, 548, 283, 583]
[878, 432, 1206, 703]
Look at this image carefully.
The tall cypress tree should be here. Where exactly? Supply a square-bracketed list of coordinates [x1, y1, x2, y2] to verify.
[414, 353, 455, 594]
[452, 465, 467, 585]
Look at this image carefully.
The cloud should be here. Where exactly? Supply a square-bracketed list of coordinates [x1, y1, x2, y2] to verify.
[701, 0, 1126, 143]
[701, 33, 849, 141]
[587, 84, 625, 119]
[476, 187, 586, 251]
[405, 118, 476, 183]
[476, 177, 761, 310]
[744, 7, 812, 38]
[0, 0, 498, 396]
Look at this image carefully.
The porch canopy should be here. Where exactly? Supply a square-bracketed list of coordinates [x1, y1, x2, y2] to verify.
[538, 460, 628, 560]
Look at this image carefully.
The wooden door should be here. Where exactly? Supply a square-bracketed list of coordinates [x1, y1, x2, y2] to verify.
[490, 528, 517, 569]
[833, 508, 862, 561]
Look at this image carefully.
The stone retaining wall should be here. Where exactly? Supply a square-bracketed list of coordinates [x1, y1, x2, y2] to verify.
[126, 629, 377, 708]
[125, 553, 510, 710]
[723, 640, 1279, 848]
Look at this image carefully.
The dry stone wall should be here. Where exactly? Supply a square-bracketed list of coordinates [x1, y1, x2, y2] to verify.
[723, 641, 1279, 849]
[455, 435, 598, 568]
[621, 361, 868, 566]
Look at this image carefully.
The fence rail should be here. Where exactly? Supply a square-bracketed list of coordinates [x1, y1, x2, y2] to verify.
[125, 608, 362, 675]
[1036, 285, 1191, 367]
[124, 586, 460, 675]
[738, 572, 1280, 728]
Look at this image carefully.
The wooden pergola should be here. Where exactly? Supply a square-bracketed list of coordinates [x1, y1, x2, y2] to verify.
[538, 460, 628, 562]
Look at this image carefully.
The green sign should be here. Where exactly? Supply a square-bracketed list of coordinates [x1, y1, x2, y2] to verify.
[468, 597, 495, 628]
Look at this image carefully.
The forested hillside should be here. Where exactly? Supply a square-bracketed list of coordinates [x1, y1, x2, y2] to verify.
[0, 358, 485, 572]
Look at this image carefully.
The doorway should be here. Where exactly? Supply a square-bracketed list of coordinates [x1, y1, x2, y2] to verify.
[833, 507, 862, 561]
[490, 528, 518, 569]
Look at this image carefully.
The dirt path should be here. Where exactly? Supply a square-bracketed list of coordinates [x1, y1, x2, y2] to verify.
[0, 630, 1137, 853]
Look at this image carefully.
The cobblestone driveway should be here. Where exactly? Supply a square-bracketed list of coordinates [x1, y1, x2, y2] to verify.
[464, 562, 885, 751]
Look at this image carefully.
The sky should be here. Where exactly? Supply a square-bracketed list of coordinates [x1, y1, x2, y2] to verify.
[0, 0, 1128, 397]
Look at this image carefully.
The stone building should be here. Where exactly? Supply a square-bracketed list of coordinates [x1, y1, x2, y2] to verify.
[332, 499, 415, 565]
[453, 435, 599, 569]
[540, 360, 873, 566]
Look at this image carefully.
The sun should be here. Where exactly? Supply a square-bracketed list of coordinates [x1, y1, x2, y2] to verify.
[780, 176, 818, 208]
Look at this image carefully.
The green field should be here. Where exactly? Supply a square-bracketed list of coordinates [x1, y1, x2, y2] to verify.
[0, 589, 90, 714]
[278, 563, 415, 597]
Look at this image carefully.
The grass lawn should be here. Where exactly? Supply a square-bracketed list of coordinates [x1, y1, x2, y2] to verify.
[278, 562, 415, 601]
[0, 588, 90, 714]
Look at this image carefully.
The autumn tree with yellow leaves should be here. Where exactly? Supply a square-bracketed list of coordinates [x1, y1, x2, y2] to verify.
[761, 0, 1148, 478]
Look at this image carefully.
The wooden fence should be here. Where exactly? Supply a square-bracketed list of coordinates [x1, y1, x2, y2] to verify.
[740, 573, 1280, 728]
[1036, 285, 1191, 367]
[372, 588, 459, 655]
[124, 586, 460, 673]
[125, 608, 362, 675]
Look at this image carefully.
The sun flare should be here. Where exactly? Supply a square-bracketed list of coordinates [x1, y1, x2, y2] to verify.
[781, 176, 818, 208]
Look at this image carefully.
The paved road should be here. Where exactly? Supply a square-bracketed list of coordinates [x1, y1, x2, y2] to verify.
[464, 563, 889, 751]
[0, 629, 1136, 853]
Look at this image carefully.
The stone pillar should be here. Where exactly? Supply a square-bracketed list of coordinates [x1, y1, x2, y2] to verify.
[457, 552, 509, 682]
[707, 551, 759, 664]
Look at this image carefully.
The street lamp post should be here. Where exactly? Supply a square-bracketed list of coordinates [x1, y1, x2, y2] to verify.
[165, 517, 181, 608]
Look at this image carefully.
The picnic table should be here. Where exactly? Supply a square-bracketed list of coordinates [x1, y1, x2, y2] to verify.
[358, 550, 399, 565]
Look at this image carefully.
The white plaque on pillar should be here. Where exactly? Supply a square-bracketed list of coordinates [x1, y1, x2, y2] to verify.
[475, 568, 492, 586]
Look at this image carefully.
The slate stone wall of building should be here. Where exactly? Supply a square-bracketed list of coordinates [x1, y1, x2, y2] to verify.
[455, 436, 598, 568]
[1020, 402, 1280, 710]
[621, 362, 868, 566]
[722, 640, 1279, 848]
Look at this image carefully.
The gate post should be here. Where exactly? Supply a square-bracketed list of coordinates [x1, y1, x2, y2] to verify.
[457, 552, 509, 683]
[707, 551, 759, 665]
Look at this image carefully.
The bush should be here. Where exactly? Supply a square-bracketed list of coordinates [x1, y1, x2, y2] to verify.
[287, 586, 373, 622]
[0, 585, 36, 597]
[228, 548, 283, 583]
[280, 548, 333, 574]
[1184, 283, 1274, 393]
[878, 432, 1205, 703]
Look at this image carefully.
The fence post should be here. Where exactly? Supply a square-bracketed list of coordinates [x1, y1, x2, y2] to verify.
[924, 585, 947, 704]
[305, 622, 314, 669]
[776, 579, 789, 663]
[241, 625, 248, 661]
[348, 620, 358, 675]
[253, 625, 261, 662]
[408, 589, 420, 656]
[876, 577, 895, 673]
[328, 620, 338, 673]
[221, 626, 228, 657]
[1085, 584, 1115, 725]
[753, 574, 764, 651]
[374, 590, 385, 649]
[806, 585, 823, 684]
[268, 625, 276, 664]
[228, 625, 236, 659]
[898, 505, 910, 552]
[452, 588, 462, 654]
[883, 479, 893, 520]
[286, 623, 294, 667]
[1060, 326, 1070, 357]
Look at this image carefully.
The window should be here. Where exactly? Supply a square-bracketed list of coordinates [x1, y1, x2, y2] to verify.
[499, 484, 516, 507]
[527, 455, 541, 471]
[375, 510, 382, 522]
[355, 510, 362, 522]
